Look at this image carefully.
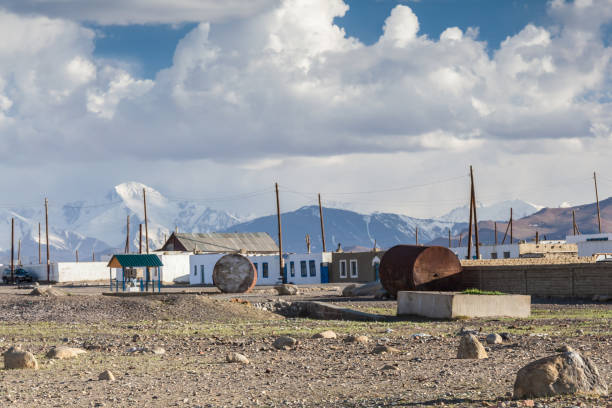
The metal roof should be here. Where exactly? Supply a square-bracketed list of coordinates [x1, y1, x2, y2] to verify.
[107, 254, 163, 268]
[168, 232, 279, 253]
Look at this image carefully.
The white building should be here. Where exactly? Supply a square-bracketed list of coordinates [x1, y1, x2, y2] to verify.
[452, 244, 519, 260]
[189, 252, 331, 286]
[565, 233, 612, 257]
[21, 261, 112, 282]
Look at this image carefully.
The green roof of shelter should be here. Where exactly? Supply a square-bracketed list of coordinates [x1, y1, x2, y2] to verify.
[107, 254, 163, 268]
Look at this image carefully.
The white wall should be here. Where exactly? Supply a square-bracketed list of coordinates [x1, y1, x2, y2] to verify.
[159, 253, 191, 283]
[452, 244, 519, 260]
[22, 262, 112, 282]
[565, 233, 612, 244]
[577, 241, 612, 257]
[188, 252, 331, 286]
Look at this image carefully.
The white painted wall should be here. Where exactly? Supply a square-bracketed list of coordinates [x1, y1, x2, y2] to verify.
[159, 253, 191, 283]
[576, 241, 612, 257]
[188, 252, 331, 286]
[22, 262, 112, 282]
[452, 244, 519, 260]
[565, 233, 612, 244]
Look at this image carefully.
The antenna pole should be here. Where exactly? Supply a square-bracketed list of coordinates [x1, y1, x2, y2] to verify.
[275, 183, 285, 283]
[318, 193, 327, 252]
[594, 171, 602, 233]
[45, 198, 50, 282]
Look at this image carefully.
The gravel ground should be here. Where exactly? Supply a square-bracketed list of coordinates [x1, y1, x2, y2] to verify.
[0, 288, 610, 408]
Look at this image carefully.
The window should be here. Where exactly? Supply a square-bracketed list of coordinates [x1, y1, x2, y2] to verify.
[309, 260, 316, 277]
[193, 265, 197, 276]
[290, 261, 295, 277]
[339, 260, 347, 278]
[491, 252, 498, 259]
[350, 259, 358, 278]
[503, 251, 511, 259]
[262, 262, 269, 278]
[300, 261, 307, 277]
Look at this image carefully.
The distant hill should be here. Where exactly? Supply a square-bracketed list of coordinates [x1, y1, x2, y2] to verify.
[438, 199, 542, 223]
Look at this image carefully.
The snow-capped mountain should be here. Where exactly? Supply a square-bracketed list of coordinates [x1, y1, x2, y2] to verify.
[0, 182, 243, 263]
[438, 199, 543, 223]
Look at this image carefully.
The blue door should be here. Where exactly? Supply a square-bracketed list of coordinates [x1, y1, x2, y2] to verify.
[320, 263, 329, 283]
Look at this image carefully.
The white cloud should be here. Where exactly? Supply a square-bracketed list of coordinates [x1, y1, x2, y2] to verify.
[1, 0, 612, 216]
[0, 0, 279, 25]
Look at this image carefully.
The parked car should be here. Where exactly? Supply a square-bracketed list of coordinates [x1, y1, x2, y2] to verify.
[2, 268, 37, 284]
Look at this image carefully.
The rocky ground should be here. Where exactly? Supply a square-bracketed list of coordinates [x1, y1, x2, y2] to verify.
[0, 286, 610, 407]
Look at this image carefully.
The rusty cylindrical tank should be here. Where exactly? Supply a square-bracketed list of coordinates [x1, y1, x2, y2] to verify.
[213, 254, 257, 293]
[379, 245, 462, 297]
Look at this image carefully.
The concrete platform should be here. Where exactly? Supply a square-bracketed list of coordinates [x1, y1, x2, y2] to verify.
[397, 291, 531, 319]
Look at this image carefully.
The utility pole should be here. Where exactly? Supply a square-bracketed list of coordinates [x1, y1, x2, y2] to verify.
[275, 183, 285, 283]
[38, 222, 41, 264]
[139, 224, 143, 254]
[76, 249, 79, 263]
[45, 198, 50, 282]
[572, 210, 579, 235]
[501, 209, 511, 245]
[458, 233, 462, 247]
[306, 234, 311, 253]
[17, 239, 21, 266]
[143, 189, 149, 254]
[494, 222, 498, 245]
[415, 226, 419, 245]
[594, 171, 602, 233]
[448, 229, 451, 248]
[11, 218, 14, 284]
[510, 208, 513, 244]
[92, 250, 95, 262]
[318, 193, 327, 252]
[467, 176, 474, 259]
[535, 231, 539, 244]
[470, 165, 480, 259]
[125, 214, 130, 254]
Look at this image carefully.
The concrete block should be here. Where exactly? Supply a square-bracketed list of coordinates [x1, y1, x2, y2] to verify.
[397, 291, 530, 319]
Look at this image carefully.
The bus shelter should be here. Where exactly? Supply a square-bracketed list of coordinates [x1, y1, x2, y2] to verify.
[107, 254, 163, 292]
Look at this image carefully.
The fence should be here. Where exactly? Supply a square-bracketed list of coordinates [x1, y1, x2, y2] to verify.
[461, 263, 612, 298]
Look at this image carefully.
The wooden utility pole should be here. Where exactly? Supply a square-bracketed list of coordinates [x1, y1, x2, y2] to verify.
[448, 229, 451, 248]
[143, 189, 149, 254]
[125, 214, 130, 254]
[594, 171, 602, 233]
[306, 234, 311, 253]
[467, 179, 474, 259]
[510, 208, 513, 244]
[494, 222, 498, 245]
[139, 224, 143, 254]
[318, 193, 327, 252]
[275, 183, 285, 283]
[17, 239, 21, 266]
[10, 218, 14, 284]
[45, 198, 50, 282]
[92, 250, 95, 262]
[38, 223, 41, 264]
[76, 249, 79, 263]
[572, 210, 579, 235]
[415, 226, 419, 245]
[501, 209, 511, 244]
[535, 231, 539, 244]
[458, 233, 462, 247]
[470, 166, 480, 259]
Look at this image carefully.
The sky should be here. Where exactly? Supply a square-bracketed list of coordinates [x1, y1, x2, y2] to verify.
[1, 0, 612, 218]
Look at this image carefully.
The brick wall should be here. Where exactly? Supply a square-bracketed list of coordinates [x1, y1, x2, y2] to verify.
[461, 263, 612, 298]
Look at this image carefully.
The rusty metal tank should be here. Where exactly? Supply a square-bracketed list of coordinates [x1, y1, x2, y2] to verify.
[213, 254, 257, 293]
[379, 245, 462, 297]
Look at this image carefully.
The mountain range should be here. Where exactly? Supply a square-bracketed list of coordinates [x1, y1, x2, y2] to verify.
[0, 181, 597, 264]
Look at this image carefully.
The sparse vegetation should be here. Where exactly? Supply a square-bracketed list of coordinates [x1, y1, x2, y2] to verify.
[461, 288, 505, 295]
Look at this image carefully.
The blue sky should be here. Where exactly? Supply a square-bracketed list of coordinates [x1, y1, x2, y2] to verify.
[91, 0, 552, 79]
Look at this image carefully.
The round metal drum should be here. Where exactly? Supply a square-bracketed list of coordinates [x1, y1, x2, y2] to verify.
[379, 245, 462, 297]
[213, 254, 257, 293]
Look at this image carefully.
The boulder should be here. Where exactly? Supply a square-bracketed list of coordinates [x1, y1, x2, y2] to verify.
[275, 284, 299, 296]
[150, 347, 166, 355]
[226, 352, 249, 365]
[342, 284, 357, 297]
[457, 334, 488, 359]
[514, 351, 608, 398]
[344, 335, 369, 344]
[98, 370, 115, 381]
[3, 346, 38, 369]
[312, 330, 337, 339]
[46, 346, 87, 359]
[272, 336, 298, 350]
[486, 333, 503, 345]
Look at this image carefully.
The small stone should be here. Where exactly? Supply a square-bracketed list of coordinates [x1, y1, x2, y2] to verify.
[457, 334, 488, 359]
[344, 335, 369, 344]
[381, 364, 399, 371]
[486, 334, 503, 344]
[312, 330, 337, 339]
[275, 284, 299, 296]
[372, 345, 400, 354]
[523, 400, 535, 407]
[46, 346, 87, 360]
[98, 370, 115, 381]
[272, 336, 298, 350]
[132, 334, 141, 342]
[150, 347, 165, 355]
[226, 352, 249, 365]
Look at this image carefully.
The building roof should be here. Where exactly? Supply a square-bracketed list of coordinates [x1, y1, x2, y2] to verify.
[107, 254, 164, 268]
[162, 232, 279, 254]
